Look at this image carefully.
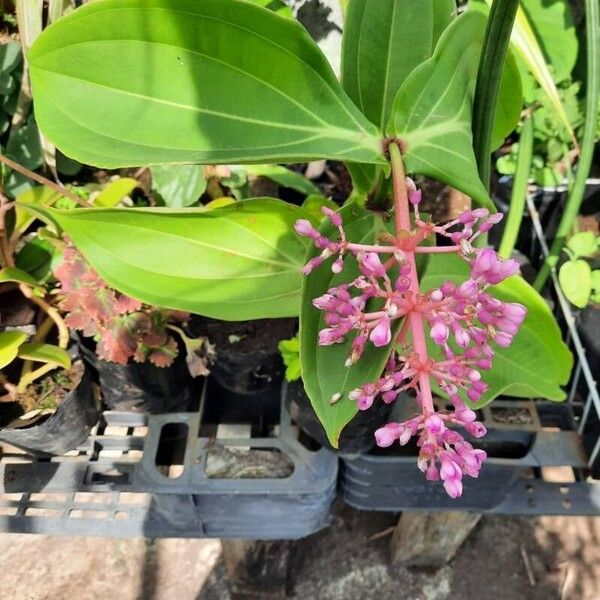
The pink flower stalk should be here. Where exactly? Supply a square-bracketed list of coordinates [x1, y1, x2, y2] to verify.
[295, 153, 527, 499]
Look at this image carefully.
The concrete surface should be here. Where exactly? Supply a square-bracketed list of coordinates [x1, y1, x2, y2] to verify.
[1, 503, 599, 600]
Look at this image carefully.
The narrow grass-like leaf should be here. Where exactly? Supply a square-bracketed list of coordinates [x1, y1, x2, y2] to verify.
[23, 199, 313, 320]
[29, 0, 386, 168]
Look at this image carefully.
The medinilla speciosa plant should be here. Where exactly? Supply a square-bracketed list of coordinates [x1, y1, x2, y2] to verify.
[22, 0, 572, 496]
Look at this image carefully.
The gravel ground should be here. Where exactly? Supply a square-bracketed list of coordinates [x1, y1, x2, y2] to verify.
[1, 503, 599, 600]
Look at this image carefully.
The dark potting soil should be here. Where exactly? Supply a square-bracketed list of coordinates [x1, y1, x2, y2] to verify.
[189, 316, 297, 395]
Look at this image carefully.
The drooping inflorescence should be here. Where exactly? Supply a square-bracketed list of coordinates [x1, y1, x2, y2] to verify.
[295, 181, 526, 498]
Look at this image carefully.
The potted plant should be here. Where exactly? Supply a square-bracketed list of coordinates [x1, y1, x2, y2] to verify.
[12, 0, 584, 501]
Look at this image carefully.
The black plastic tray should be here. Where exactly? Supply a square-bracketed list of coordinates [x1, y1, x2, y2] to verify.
[0, 381, 337, 538]
[341, 401, 600, 515]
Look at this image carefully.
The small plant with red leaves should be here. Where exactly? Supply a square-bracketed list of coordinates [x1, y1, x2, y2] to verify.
[54, 242, 187, 368]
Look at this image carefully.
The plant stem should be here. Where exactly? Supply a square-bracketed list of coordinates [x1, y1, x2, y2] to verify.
[534, 0, 600, 290]
[0, 153, 91, 207]
[498, 114, 534, 259]
[16, 285, 70, 393]
[389, 143, 434, 413]
[472, 0, 519, 191]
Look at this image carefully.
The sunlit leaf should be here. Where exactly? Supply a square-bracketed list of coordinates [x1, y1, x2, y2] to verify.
[29, 0, 386, 168]
[0, 331, 28, 370]
[23, 199, 314, 320]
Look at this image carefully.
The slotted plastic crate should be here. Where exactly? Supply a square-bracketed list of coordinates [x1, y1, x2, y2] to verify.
[0, 381, 337, 538]
[341, 198, 600, 516]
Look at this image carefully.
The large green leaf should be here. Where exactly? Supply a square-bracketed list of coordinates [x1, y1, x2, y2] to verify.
[421, 253, 572, 405]
[300, 203, 397, 447]
[28, 0, 386, 168]
[25, 199, 312, 320]
[387, 11, 515, 210]
[341, 0, 455, 130]
[0, 331, 28, 370]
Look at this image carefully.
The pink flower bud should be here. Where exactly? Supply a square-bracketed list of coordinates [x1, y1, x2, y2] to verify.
[472, 208, 489, 219]
[375, 425, 398, 447]
[494, 331, 513, 348]
[425, 414, 445, 435]
[430, 321, 449, 345]
[458, 210, 475, 224]
[331, 257, 344, 274]
[321, 206, 342, 227]
[443, 478, 463, 498]
[430, 289, 444, 302]
[360, 252, 386, 278]
[409, 190, 422, 206]
[370, 317, 392, 347]
[465, 421, 487, 438]
[294, 219, 319, 238]
[302, 257, 322, 274]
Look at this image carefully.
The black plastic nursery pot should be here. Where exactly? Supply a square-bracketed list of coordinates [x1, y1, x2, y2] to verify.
[189, 316, 296, 395]
[285, 379, 392, 454]
[341, 400, 593, 514]
[77, 336, 193, 413]
[0, 360, 99, 456]
[0, 377, 337, 538]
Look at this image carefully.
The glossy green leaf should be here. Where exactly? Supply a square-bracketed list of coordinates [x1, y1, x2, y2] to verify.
[559, 260, 592, 308]
[150, 165, 206, 208]
[17, 343, 71, 369]
[0, 266, 43, 288]
[29, 0, 386, 169]
[95, 177, 139, 208]
[341, 0, 455, 130]
[388, 12, 505, 210]
[15, 237, 56, 282]
[24, 199, 313, 320]
[421, 253, 572, 405]
[245, 165, 320, 196]
[0, 42, 23, 74]
[13, 185, 64, 236]
[0, 331, 28, 370]
[300, 203, 398, 447]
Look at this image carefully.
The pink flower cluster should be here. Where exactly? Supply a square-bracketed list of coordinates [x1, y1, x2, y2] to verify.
[295, 187, 526, 498]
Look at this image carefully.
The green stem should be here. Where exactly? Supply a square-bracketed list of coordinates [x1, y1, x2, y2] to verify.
[472, 0, 519, 191]
[498, 114, 534, 259]
[534, 0, 600, 291]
